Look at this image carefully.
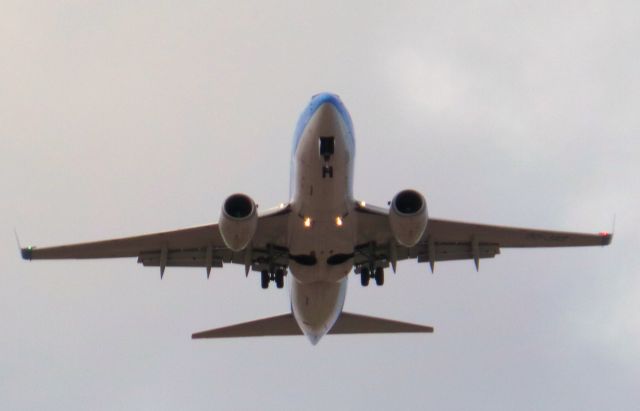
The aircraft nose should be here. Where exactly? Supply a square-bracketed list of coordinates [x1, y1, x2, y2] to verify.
[313, 101, 341, 125]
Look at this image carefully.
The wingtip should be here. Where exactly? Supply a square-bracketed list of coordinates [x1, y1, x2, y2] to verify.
[599, 231, 613, 246]
[21, 246, 33, 260]
[600, 215, 616, 246]
[15, 230, 34, 260]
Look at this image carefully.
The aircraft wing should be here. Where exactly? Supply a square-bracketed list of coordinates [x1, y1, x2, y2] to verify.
[354, 203, 612, 271]
[21, 205, 292, 275]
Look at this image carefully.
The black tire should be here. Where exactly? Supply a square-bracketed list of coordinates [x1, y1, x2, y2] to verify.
[261, 270, 269, 289]
[360, 267, 370, 287]
[374, 267, 384, 286]
[275, 269, 284, 289]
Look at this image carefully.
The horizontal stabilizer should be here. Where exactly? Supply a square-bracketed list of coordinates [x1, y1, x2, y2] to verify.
[330, 312, 434, 334]
[191, 312, 433, 339]
[192, 314, 302, 339]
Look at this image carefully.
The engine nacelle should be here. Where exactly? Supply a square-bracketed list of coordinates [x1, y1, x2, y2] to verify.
[389, 189, 428, 247]
[218, 193, 258, 251]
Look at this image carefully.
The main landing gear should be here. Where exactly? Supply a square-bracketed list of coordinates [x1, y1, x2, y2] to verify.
[261, 268, 286, 289]
[359, 266, 384, 287]
[374, 267, 384, 286]
[360, 267, 370, 286]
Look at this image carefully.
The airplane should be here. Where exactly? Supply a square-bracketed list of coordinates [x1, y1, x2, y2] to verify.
[21, 92, 612, 345]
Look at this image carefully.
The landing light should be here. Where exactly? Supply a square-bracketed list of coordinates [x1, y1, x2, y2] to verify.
[335, 216, 343, 227]
[304, 217, 312, 228]
[359, 200, 366, 207]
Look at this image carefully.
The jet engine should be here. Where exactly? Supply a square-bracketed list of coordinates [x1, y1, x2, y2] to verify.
[218, 193, 258, 251]
[389, 189, 428, 247]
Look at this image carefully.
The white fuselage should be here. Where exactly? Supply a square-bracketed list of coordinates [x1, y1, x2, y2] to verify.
[287, 94, 356, 344]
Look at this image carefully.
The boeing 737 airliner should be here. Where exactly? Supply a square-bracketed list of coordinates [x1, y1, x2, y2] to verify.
[21, 93, 612, 344]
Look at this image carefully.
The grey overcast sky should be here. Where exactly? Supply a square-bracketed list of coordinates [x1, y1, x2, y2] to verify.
[1, 1, 638, 410]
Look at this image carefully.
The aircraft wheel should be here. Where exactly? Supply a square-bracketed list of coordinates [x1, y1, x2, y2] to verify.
[261, 270, 269, 289]
[275, 269, 285, 289]
[374, 267, 384, 286]
[360, 267, 370, 287]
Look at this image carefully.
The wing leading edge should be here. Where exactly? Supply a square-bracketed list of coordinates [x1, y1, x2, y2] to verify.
[354, 202, 612, 271]
[21, 205, 292, 276]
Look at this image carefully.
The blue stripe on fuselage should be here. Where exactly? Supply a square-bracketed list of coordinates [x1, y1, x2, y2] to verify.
[289, 93, 355, 199]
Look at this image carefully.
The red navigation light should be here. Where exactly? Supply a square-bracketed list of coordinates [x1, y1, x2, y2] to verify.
[599, 231, 609, 237]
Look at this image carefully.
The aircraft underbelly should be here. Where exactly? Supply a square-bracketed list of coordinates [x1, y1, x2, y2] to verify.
[290, 277, 348, 344]
[288, 101, 355, 341]
[288, 101, 355, 284]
